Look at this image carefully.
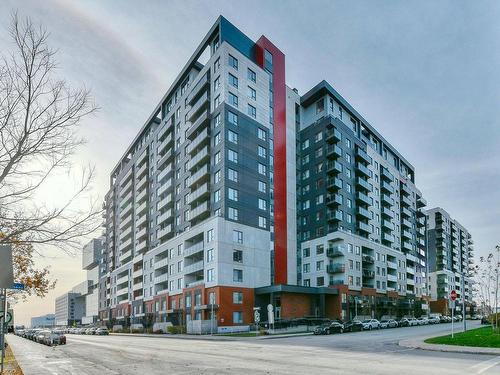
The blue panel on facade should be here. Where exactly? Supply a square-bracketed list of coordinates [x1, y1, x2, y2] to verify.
[220, 17, 256, 62]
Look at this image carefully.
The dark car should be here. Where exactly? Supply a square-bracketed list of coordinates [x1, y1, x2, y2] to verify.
[481, 316, 490, 325]
[313, 321, 344, 335]
[343, 320, 364, 332]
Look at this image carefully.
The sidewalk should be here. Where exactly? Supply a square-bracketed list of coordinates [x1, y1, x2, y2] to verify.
[399, 335, 500, 355]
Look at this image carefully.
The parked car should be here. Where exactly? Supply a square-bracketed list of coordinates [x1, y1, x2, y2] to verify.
[35, 330, 51, 344]
[49, 331, 67, 345]
[417, 317, 429, 325]
[85, 327, 97, 335]
[343, 320, 364, 332]
[313, 321, 344, 335]
[481, 316, 491, 325]
[95, 328, 109, 335]
[362, 319, 380, 330]
[379, 319, 398, 329]
[428, 316, 440, 324]
[455, 314, 463, 321]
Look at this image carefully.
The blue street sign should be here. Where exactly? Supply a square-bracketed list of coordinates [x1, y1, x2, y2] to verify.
[11, 283, 24, 290]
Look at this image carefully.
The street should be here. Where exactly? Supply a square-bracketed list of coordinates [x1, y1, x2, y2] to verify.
[6, 321, 500, 374]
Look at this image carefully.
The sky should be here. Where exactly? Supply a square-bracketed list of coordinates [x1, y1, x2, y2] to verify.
[1, 0, 499, 326]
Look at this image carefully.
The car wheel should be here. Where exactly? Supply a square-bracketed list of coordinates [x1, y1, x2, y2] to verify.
[369, 326, 372, 331]
[340, 328, 344, 334]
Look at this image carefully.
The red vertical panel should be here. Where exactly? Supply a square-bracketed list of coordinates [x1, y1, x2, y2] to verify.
[255, 37, 287, 285]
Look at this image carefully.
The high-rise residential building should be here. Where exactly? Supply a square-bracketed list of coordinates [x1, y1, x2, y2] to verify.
[426, 207, 474, 314]
[98, 16, 445, 330]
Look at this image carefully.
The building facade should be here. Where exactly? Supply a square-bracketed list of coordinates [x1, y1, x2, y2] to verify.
[426, 207, 474, 314]
[31, 314, 55, 328]
[97, 16, 472, 329]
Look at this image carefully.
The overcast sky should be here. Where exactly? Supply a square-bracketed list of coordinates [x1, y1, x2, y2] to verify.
[2, 0, 499, 326]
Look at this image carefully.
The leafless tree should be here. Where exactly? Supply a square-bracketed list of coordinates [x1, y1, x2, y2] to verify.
[472, 253, 497, 317]
[0, 12, 101, 253]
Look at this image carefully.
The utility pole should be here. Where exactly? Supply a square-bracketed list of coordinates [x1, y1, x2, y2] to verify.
[462, 273, 466, 332]
[1, 288, 6, 374]
[495, 245, 499, 332]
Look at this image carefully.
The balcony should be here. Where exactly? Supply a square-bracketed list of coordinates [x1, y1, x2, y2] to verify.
[402, 195, 412, 207]
[187, 127, 210, 155]
[326, 177, 342, 191]
[327, 263, 345, 274]
[387, 274, 398, 282]
[119, 237, 133, 252]
[402, 229, 412, 239]
[326, 160, 343, 175]
[402, 241, 412, 251]
[157, 209, 173, 225]
[356, 162, 371, 178]
[417, 196, 427, 208]
[381, 181, 394, 194]
[190, 201, 210, 221]
[357, 221, 372, 234]
[136, 239, 147, 253]
[189, 183, 210, 205]
[187, 91, 209, 123]
[135, 188, 147, 204]
[184, 241, 204, 257]
[356, 206, 371, 220]
[406, 266, 415, 275]
[400, 183, 411, 196]
[326, 193, 342, 207]
[119, 249, 132, 263]
[157, 180, 173, 199]
[327, 245, 345, 257]
[401, 207, 412, 218]
[157, 194, 173, 211]
[381, 219, 394, 230]
[136, 174, 148, 191]
[157, 148, 174, 170]
[154, 258, 169, 270]
[327, 210, 343, 222]
[383, 233, 395, 243]
[401, 218, 412, 228]
[157, 163, 173, 183]
[188, 165, 209, 188]
[120, 167, 133, 187]
[132, 282, 143, 291]
[187, 146, 210, 171]
[387, 261, 397, 269]
[381, 207, 394, 219]
[187, 73, 209, 105]
[326, 144, 342, 158]
[136, 200, 148, 216]
[362, 270, 375, 278]
[381, 194, 394, 206]
[136, 162, 148, 180]
[184, 260, 204, 275]
[356, 192, 372, 206]
[356, 177, 372, 192]
[157, 225, 172, 240]
[326, 128, 341, 143]
[187, 110, 210, 140]
[362, 255, 374, 264]
[355, 147, 372, 164]
[154, 273, 169, 284]
[116, 285, 129, 297]
[381, 167, 394, 181]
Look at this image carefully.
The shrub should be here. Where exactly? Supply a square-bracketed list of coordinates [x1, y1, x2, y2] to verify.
[167, 325, 185, 334]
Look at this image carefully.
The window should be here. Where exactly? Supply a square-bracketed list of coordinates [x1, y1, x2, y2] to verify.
[228, 92, 238, 107]
[233, 249, 243, 263]
[258, 181, 267, 193]
[233, 230, 243, 244]
[228, 168, 238, 182]
[207, 248, 214, 262]
[214, 76, 220, 91]
[233, 292, 243, 304]
[228, 149, 238, 163]
[317, 276, 325, 286]
[303, 248, 310, 257]
[228, 111, 238, 125]
[228, 54, 238, 69]
[302, 139, 310, 150]
[315, 132, 323, 142]
[228, 187, 238, 201]
[228, 73, 238, 88]
[207, 268, 214, 281]
[233, 311, 243, 324]
[228, 130, 238, 144]
[258, 145, 266, 158]
[349, 260, 353, 269]
[258, 198, 267, 211]
[303, 279, 310, 287]
[258, 163, 266, 175]
[214, 132, 221, 145]
[214, 113, 221, 127]
[316, 244, 324, 255]
[214, 57, 220, 72]
[214, 151, 221, 164]
[258, 216, 267, 228]
[316, 260, 324, 271]
[228, 207, 239, 220]
[316, 98, 324, 114]
[214, 170, 221, 183]
[257, 128, 266, 141]
[247, 104, 256, 118]
[233, 269, 243, 282]
[247, 86, 256, 100]
[214, 95, 220, 108]
[247, 68, 256, 82]
[303, 263, 310, 273]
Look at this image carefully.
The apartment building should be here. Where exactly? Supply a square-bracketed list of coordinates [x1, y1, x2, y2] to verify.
[99, 17, 296, 329]
[97, 16, 466, 329]
[426, 207, 474, 314]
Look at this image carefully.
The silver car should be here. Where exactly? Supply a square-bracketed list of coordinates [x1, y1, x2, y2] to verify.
[362, 319, 381, 330]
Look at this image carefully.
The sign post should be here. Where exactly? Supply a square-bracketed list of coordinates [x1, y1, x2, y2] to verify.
[267, 304, 274, 334]
[0, 245, 14, 373]
[450, 290, 457, 338]
[253, 307, 261, 337]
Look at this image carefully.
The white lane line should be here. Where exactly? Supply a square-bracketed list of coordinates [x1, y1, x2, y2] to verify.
[470, 356, 500, 374]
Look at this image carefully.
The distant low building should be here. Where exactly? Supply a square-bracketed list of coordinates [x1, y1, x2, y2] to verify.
[31, 314, 55, 328]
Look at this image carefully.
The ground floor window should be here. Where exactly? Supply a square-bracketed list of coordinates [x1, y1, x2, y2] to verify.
[233, 311, 243, 324]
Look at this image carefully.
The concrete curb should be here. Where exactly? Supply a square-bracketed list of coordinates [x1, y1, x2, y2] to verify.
[109, 331, 314, 341]
[399, 337, 500, 355]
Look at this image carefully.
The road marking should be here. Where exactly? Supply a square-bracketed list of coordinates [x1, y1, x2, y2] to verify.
[470, 356, 500, 374]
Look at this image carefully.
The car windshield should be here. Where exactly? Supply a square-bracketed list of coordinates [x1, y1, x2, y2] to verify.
[362, 320, 371, 323]
[380, 320, 388, 323]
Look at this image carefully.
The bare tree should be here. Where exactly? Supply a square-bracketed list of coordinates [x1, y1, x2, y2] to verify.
[0, 12, 101, 253]
[472, 253, 498, 318]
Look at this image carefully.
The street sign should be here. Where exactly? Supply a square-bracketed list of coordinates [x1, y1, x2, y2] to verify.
[0, 312, 12, 324]
[0, 245, 14, 289]
[11, 283, 24, 291]
[450, 290, 457, 301]
[254, 310, 260, 324]
[267, 304, 274, 325]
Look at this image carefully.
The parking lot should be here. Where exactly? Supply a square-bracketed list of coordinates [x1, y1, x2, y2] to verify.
[7, 320, 500, 375]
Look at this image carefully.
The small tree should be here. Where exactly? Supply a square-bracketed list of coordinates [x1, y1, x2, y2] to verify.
[0, 13, 101, 297]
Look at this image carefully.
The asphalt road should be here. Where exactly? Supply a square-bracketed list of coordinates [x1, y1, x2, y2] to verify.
[7, 321, 500, 375]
